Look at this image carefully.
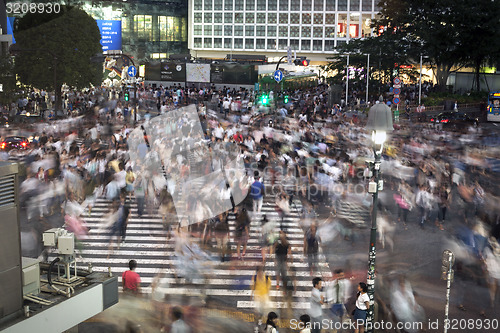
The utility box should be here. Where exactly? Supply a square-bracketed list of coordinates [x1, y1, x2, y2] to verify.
[0, 162, 23, 323]
[22, 257, 40, 296]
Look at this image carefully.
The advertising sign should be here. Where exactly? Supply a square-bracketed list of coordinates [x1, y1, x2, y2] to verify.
[160, 62, 186, 81]
[96, 20, 122, 51]
[186, 63, 210, 83]
[211, 64, 224, 83]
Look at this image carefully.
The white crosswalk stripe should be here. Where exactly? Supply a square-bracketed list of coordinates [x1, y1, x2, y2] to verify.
[66, 179, 331, 311]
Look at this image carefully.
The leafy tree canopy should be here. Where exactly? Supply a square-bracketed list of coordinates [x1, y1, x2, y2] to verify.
[13, 6, 102, 108]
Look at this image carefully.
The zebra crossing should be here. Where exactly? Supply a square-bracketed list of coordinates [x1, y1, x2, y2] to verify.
[73, 179, 332, 311]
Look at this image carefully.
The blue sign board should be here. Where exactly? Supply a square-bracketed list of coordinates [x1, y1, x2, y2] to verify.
[7, 17, 16, 44]
[96, 20, 122, 51]
[128, 66, 137, 77]
[274, 70, 283, 83]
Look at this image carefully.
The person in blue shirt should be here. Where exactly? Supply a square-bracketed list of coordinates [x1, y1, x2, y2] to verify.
[250, 171, 265, 216]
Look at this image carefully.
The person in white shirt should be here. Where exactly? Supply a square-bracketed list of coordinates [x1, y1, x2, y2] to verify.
[326, 269, 351, 319]
[310, 277, 325, 333]
[353, 282, 370, 333]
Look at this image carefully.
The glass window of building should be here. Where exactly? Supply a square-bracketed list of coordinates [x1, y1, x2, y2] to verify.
[337, 40, 346, 47]
[361, 15, 371, 37]
[235, 0, 244, 10]
[214, 38, 222, 48]
[194, 37, 202, 48]
[205, 25, 212, 35]
[325, 26, 335, 38]
[362, 0, 372, 11]
[268, 0, 277, 10]
[194, 24, 202, 36]
[245, 38, 254, 49]
[314, 0, 324, 11]
[278, 39, 288, 50]
[302, 0, 312, 11]
[290, 26, 300, 37]
[290, 13, 300, 24]
[290, 39, 299, 49]
[234, 38, 243, 49]
[224, 13, 233, 23]
[314, 13, 323, 25]
[214, 13, 223, 23]
[246, 13, 255, 23]
[268, 13, 277, 24]
[279, 13, 288, 24]
[338, 0, 347, 11]
[246, 0, 255, 10]
[235, 12, 244, 23]
[205, 0, 213, 10]
[256, 39, 265, 49]
[214, 25, 223, 35]
[301, 40, 311, 50]
[350, 13, 360, 37]
[158, 16, 166, 41]
[204, 38, 212, 48]
[313, 40, 323, 51]
[279, 0, 289, 11]
[325, 39, 335, 51]
[337, 13, 347, 37]
[214, 0, 223, 10]
[301, 26, 311, 37]
[350, 0, 360, 11]
[204, 13, 212, 23]
[257, 0, 266, 10]
[234, 25, 244, 36]
[302, 13, 311, 24]
[267, 39, 277, 49]
[194, 0, 203, 10]
[257, 13, 266, 23]
[325, 13, 335, 24]
[194, 13, 202, 23]
[246, 26, 255, 36]
[326, 0, 335, 11]
[224, 0, 233, 10]
[374, 3, 381, 11]
[279, 26, 288, 37]
[268, 26, 277, 36]
[313, 26, 323, 38]
[224, 25, 232, 35]
[256, 26, 266, 36]
[291, 0, 301, 11]
[134, 15, 153, 41]
[224, 38, 232, 48]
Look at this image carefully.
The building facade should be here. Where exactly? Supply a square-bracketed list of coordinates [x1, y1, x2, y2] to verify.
[189, 0, 381, 63]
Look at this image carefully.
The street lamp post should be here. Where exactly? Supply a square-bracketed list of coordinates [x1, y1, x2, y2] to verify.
[366, 54, 370, 107]
[365, 101, 393, 333]
[418, 55, 429, 106]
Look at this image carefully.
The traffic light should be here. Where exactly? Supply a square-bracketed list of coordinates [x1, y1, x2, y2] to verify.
[261, 94, 269, 105]
[124, 91, 130, 101]
[294, 57, 310, 66]
[284, 95, 289, 103]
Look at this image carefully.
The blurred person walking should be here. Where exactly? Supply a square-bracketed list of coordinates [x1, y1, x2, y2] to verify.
[250, 171, 265, 216]
[304, 224, 321, 275]
[264, 311, 279, 333]
[274, 230, 291, 290]
[170, 306, 190, 333]
[234, 206, 250, 260]
[251, 266, 272, 322]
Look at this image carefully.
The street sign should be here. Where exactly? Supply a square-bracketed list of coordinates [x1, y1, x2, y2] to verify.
[393, 97, 400, 105]
[273, 70, 284, 83]
[127, 65, 137, 77]
[393, 88, 401, 95]
[393, 77, 401, 85]
[393, 84, 401, 89]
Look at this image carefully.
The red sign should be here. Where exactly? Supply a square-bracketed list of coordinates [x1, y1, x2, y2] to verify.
[393, 77, 401, 85]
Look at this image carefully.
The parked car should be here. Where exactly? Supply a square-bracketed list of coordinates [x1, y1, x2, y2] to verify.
[430, 112, 479, 128]
[0, 136, 30, 151]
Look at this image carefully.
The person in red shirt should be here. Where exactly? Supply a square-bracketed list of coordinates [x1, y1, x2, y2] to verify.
[122, 259, 141, 294]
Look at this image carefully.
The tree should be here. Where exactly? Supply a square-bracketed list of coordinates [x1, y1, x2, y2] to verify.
[0, 54, 17, 106]
[13, 6, 102, 110]
[327, 0, 500, 92]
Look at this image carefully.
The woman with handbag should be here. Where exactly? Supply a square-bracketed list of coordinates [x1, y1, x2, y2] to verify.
[353, 282, 370, 333]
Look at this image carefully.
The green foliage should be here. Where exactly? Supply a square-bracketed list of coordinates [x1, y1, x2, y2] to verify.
[13, 6, 102, 108]
[422, 91, 488, 106]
